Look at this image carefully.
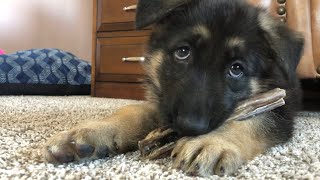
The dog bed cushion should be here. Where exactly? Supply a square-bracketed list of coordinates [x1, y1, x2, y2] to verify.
[0, 48, 91, 95]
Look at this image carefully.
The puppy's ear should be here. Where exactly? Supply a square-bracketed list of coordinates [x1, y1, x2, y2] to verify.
[258, 12, 304, 75]
[136, 0, 193, 29]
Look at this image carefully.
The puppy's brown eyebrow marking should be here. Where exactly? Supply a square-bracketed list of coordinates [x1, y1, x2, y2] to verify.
[226, 37, 245, 49]
[250, 78, 261, 95]
[144, 50, 164, 89]
[192, 25, 211, 39]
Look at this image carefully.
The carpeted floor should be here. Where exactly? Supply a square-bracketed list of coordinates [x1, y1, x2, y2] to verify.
[0, 96, 319, 179]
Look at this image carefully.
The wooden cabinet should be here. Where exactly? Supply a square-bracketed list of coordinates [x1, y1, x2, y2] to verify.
[92, 0, 149, 99]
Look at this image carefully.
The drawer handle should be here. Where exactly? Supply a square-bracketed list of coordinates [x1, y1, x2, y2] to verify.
[122, 57, 145, 62]
[123, 5, 137, 11]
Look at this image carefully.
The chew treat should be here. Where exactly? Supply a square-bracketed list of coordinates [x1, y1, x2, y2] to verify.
[225, 88, 286, 122]
[138, 127, 179, 160]
[139, 88, 286, 160]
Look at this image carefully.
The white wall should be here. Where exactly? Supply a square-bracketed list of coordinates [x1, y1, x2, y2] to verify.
[0, 0, 93, 61]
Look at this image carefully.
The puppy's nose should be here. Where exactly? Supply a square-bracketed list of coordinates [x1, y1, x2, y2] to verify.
[175, 115, 209, 136]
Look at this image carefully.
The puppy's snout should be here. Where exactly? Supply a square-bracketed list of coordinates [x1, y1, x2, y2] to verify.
[175, 115, 210, 136]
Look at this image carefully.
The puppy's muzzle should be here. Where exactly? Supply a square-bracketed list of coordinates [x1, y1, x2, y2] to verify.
[175, 115, 210, 136]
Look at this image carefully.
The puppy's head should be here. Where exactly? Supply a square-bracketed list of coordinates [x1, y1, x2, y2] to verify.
[137, 0, 304, 136]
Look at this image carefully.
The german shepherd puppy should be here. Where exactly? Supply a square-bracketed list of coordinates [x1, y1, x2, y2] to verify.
[44, 0, 304, 176]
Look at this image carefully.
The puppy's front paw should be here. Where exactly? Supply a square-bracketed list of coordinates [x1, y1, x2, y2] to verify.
[171, 135, 245, 177]
[43, 123, 122, 164]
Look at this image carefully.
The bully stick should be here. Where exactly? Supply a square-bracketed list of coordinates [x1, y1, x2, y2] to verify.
[138, 88, 286, 160]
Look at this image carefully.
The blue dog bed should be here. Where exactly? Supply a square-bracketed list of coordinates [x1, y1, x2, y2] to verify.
[0, 48, 91, 95]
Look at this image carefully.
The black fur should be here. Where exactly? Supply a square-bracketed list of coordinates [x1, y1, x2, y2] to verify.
[136, 0, 193, 29]
[139, 0, 303, 143]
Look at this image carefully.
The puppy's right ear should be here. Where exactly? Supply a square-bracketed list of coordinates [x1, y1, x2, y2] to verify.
[258, 12, 304, 77]
[136, 0, 193, 29]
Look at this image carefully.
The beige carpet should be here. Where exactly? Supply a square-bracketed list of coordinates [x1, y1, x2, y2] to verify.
[0, 96, 319, 179]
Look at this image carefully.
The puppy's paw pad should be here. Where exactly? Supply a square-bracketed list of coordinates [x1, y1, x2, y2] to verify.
[43, 129, 98, 163]
[96, 146, 110, 159]
[74, 144, 95, 158]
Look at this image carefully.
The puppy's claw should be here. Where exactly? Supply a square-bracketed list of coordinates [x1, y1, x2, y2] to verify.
[218, 166, 225, 176]
[179, 160, 186, 169]
[171, 153, 177, 159]
[185, 163, 200, 177]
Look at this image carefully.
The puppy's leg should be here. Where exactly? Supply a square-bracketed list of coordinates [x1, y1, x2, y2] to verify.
[43, 103, 161, 163]
[171, 113, 287, 176]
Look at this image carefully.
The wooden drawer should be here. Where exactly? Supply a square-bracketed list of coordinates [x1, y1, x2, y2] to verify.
[97, 0, 137, 31]
[96, 36, 148, 82]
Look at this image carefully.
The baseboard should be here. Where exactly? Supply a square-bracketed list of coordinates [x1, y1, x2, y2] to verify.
[301, 79, 320, 111]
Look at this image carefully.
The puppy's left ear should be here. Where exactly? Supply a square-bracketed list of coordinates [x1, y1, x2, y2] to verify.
[136, 0, 193, 29]
[259, 12, 304, 75]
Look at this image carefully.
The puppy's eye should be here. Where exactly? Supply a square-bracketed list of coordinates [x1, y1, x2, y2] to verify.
[228, 62, 244, 78]
[174, 46, 191, 60]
